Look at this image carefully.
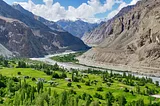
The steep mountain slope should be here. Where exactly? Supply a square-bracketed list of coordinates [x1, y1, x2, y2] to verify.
[0, 0, 89, 57]
[12, 4, 64, 32]
[82, 5, 135, 45]
[0, 0, 50, 31]
[0, 16, 46, 57]
[79, 0, 160, 75]
[56, 19, 98, 38]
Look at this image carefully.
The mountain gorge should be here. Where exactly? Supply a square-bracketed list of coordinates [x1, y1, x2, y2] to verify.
[56, 19, 98, 38]
[0, 0, 89, 57]
[79, 0, 160, 75]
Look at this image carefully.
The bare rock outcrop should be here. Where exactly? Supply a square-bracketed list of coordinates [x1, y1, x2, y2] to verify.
[0, 16, 46, 57]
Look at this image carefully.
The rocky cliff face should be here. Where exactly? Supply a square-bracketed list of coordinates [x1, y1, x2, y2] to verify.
[79, 0, 160, 75]
[0, 16, 46, 57]
[82, 5, 135, 45]
[56, 19, 98, 38]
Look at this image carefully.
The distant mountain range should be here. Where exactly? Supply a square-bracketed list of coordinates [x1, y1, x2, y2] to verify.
[56, 19, 98, 38]
[0, 0, 89, 57]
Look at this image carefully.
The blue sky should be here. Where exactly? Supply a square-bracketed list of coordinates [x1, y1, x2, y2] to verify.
[4, 0, 139, 23]
[5, 0, 131, 8]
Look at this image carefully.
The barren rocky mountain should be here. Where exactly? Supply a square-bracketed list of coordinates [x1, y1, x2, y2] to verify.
[79, 0, 160, 75]
[0, 16, 47, 57]
[56, 19, 98, 38]
[0, 0, 89, 57]
[82, 5, 135, 45]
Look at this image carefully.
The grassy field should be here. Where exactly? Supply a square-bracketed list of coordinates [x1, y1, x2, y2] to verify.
[0, 67, 160, 105]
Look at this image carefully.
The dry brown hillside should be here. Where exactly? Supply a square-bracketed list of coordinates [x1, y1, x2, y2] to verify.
[79, 0, 160, 76]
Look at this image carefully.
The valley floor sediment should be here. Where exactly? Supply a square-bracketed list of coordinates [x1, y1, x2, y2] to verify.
[78, 58, 160, 77]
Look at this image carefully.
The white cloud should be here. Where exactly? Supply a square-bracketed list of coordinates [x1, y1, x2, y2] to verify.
[43, 0, 53, 7]
[107, 2, 127, 19]
[107, 0, 140, 19]
[14, 0, 140, 23]
[129, 0, 140, 5]
[14, 0, 122, 23]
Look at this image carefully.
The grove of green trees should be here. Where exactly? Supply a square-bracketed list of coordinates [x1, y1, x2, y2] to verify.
[0, 57, 160, 106]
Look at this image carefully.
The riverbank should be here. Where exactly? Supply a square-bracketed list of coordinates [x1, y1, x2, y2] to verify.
[77, 57, 160, 78]
[31, 52, 160, 84]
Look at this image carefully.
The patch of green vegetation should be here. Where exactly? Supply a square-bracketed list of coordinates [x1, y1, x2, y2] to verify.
[0, 57, 160, 106]
[50, 52, 84, 63]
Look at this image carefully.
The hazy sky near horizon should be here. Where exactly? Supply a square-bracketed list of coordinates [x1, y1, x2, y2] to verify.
[4, 0, 140, 23]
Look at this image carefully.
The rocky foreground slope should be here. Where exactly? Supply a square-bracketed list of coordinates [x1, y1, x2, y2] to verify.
[79, 0, 160, 76]
[0, 0, 89, 57]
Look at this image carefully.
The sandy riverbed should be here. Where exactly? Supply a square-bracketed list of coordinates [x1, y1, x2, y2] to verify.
[77, 57, 160, 77]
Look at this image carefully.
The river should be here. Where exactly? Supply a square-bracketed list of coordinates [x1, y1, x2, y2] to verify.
[30, 52, 160, 83]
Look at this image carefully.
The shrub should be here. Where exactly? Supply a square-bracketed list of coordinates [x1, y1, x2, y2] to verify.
[12, 77, 19, 82]
[108, 78, 114, 83]
[117, 95, 127, 106]
[81, 79, 85, 83]
[155, 81, 159, 87]
[52, 73, 60, 78]
[69, 89, 76, 94]
[44, 69, 52, 75]
[77, 85, 81, 89]
[67, 83, 72, 87]
[73, 77, 79, 82]
[94, 93, 103, 99]
[61, 72, 67, 78]
[130, 90, 134, 95]
[107, 82, 112, 87]
[24, 76, 29, 79]
[85, 81, 90, 86]
[82, 93, 87, 100]
[17, 72, 21, 75]
[0, 81, 6, 88]
[138, 81, 145, 86]
[124, 88, 129, 92]
[82, 93, 92, 100]
[32, 77, 36, 81]
[0, 97, 3, 104]
[97, 87, 103, 91]
[17, 61, 27, 68]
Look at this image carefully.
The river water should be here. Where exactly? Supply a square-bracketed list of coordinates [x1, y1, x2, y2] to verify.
[30, 52, 160, 83]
